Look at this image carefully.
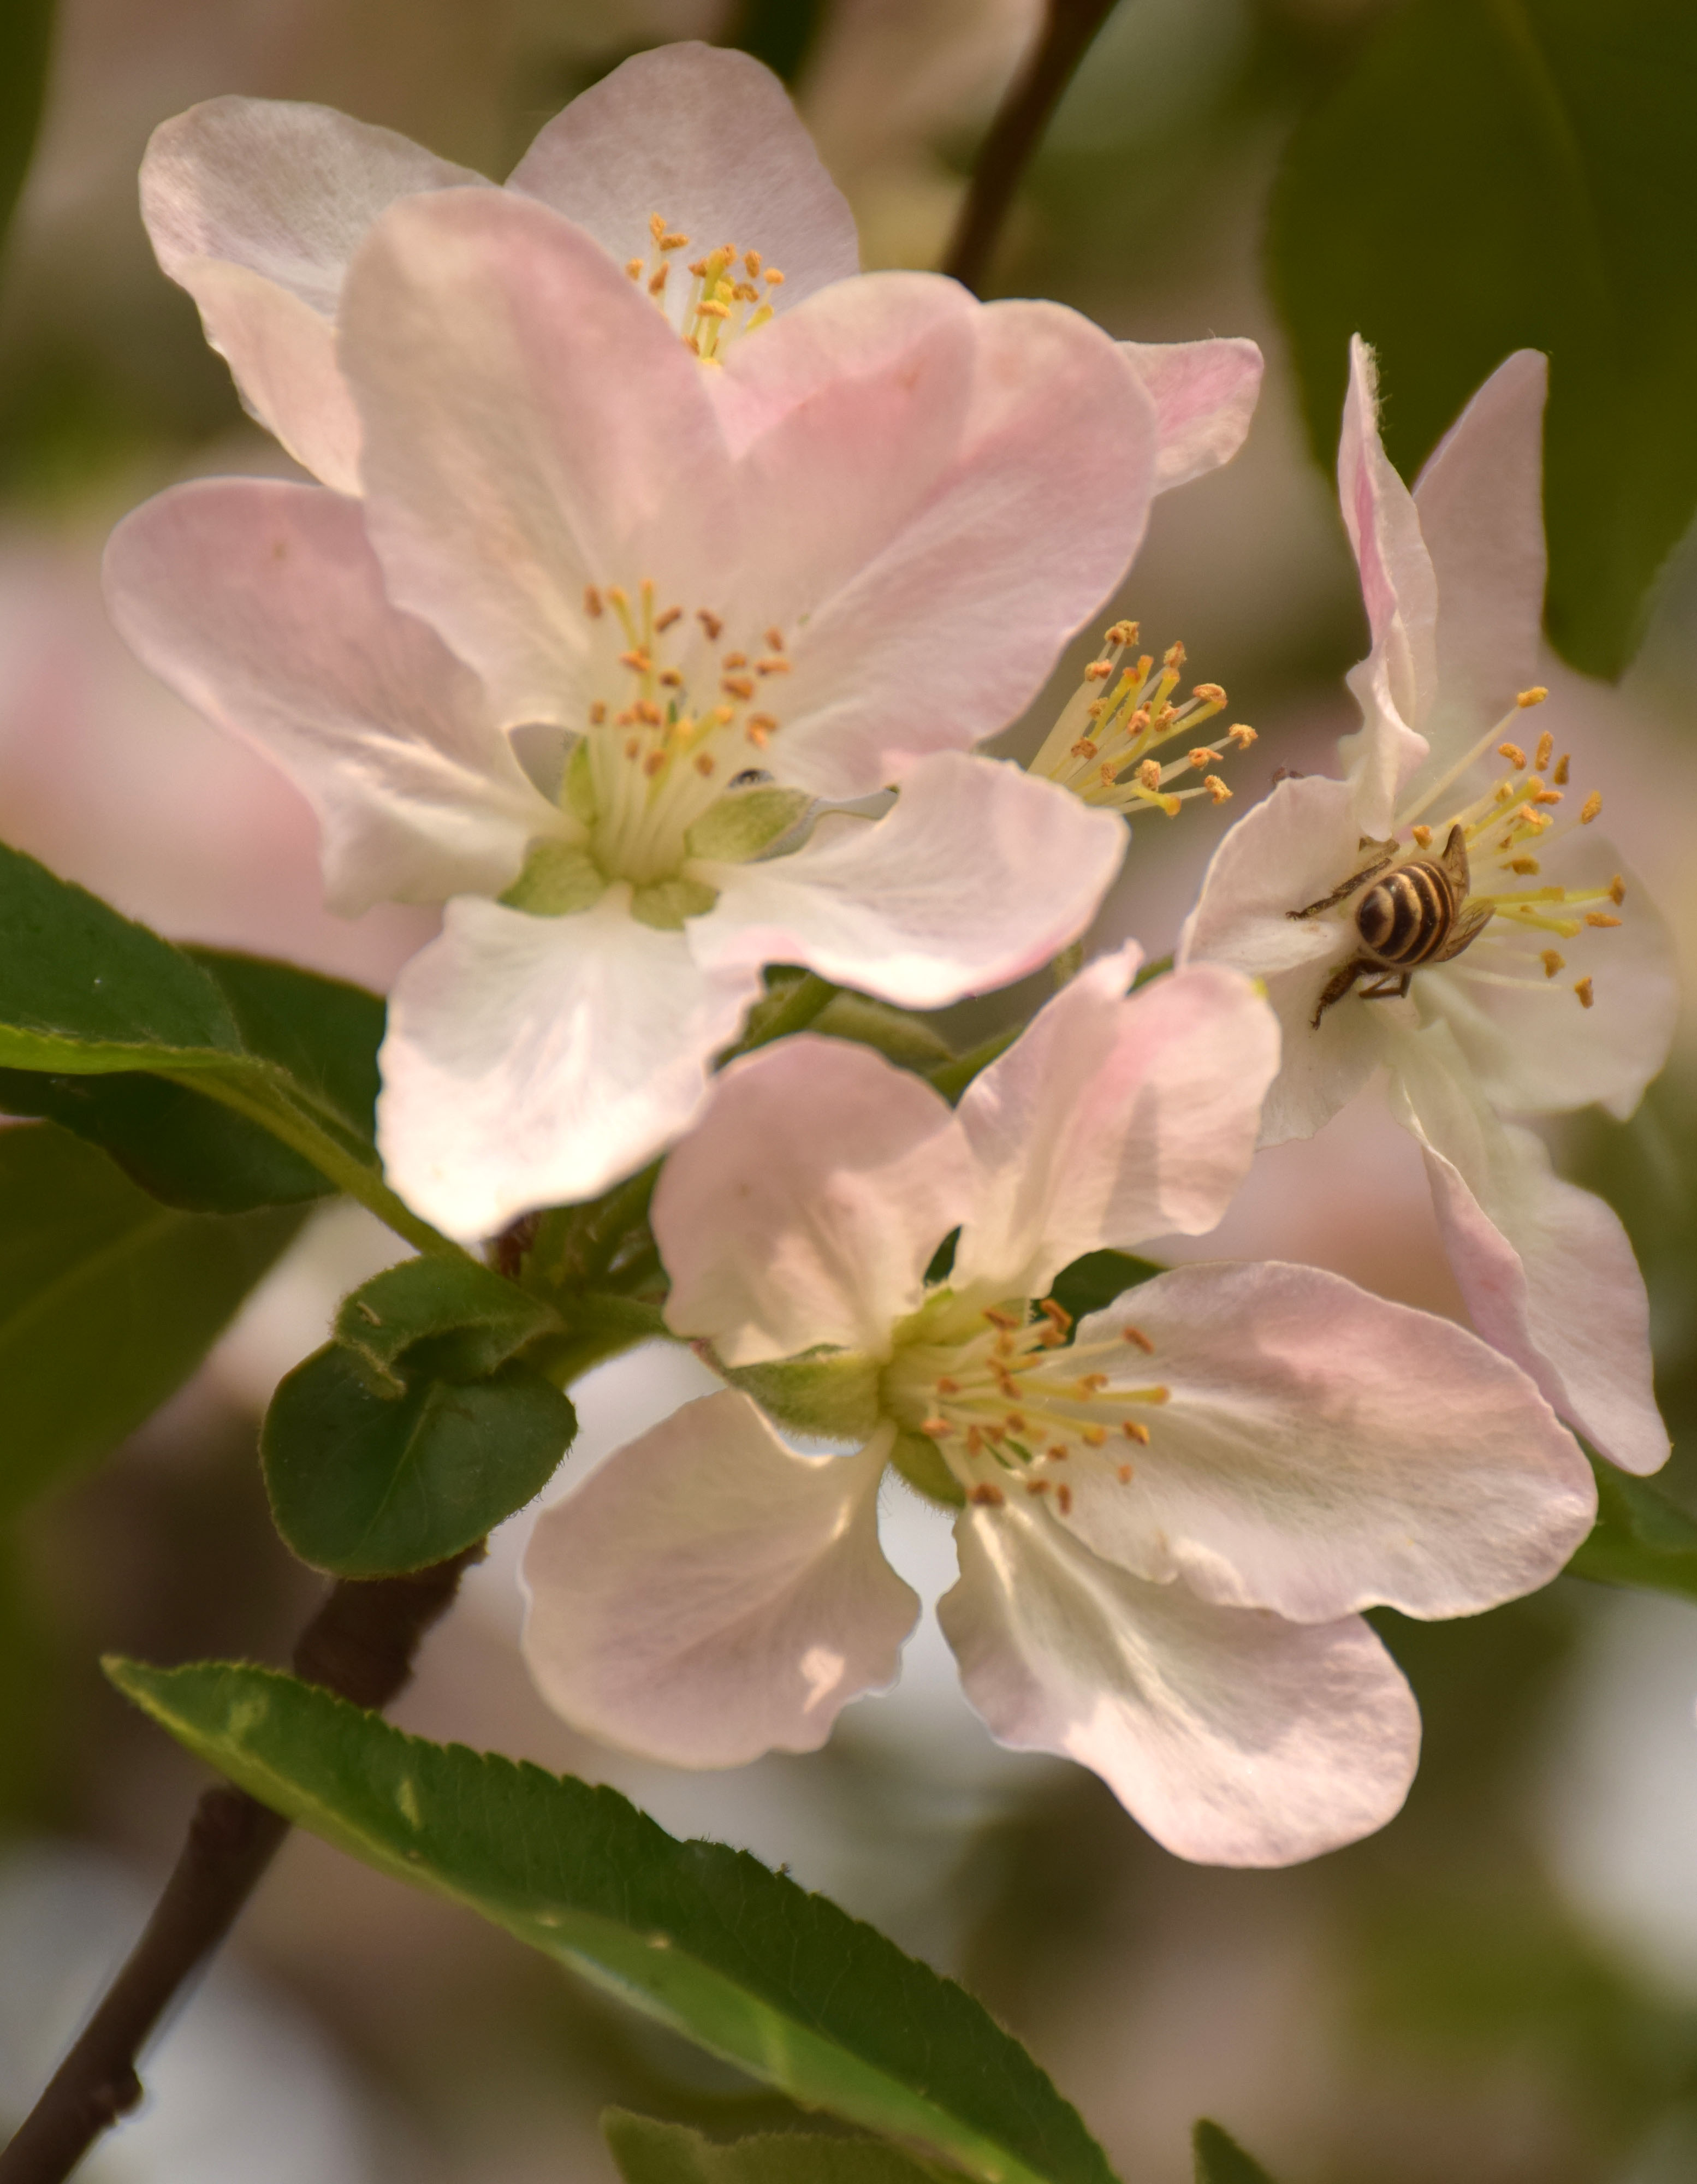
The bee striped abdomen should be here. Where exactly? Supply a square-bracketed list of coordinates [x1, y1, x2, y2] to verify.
[1356, 859, 1454, 966]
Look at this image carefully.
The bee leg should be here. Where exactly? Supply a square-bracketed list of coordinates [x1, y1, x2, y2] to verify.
[1357, 970, 1413, 1002]
[1310, 958, 1367, 1028]
[1288, 840, 1401, 920]
[1428, 900, 1493, 965]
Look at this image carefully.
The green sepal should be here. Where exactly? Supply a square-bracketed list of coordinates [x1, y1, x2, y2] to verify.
[1192, 2120, 1279, 2184]
[889, 1429, 964, 1510]
[106, 1661, 1119, 2184]
[1565, 1457, 1697, 1604]
[0, 1124, 305, 1522]
[262, 1345, 575, 1576]
[500, 839, 607, 916]
[685, 788, 812, 863]
[334, 1255, 567, 1397]
[603, 2113, 949, 2184]
[563, 737, 598, 827]
[725, 1349, 882, 1440]
[812, 993, 957, 1072]
[631, 876, 720, 930]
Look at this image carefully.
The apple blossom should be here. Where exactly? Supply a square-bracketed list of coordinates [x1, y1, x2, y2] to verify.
[521, 949, 1594, 1867]
[1178, 339, 1675, 1474]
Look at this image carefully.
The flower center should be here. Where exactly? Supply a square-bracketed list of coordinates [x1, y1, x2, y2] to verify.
[625, 212, 786, 362]
[1029, 619, 1254, 818]
[883, 1290, 1167, 1516]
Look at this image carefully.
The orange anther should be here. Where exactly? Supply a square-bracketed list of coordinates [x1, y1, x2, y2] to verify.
[1540, 950, 1564, 977]
[1535, 731, 1553, 771]
[1517, 686, 1548, 707]
[1574, 976, 1595, 1008]
[1122, 1327, 1154, 1352]
[969, 1482, 1004, 1507]
[696, 609, 723, 640]
[1586, 911, 1621, 927]
[1581, 791, 1603, 823]
[1411, 823, 1434, 847]
[1498, 742, 1527, 769]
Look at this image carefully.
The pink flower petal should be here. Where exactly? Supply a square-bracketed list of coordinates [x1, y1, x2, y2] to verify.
[1391, 1025, 1667, 1474]
[725, 291, 1158, 799]
[341, 188, 734, 732]
[1119, 336, 1263, 492]
[523, 1396, 916, 1767]
[655, 1036, 973, 1367]
[952, 953, 1279, 1300]
[378, 892, 762, 1241]
[1337, 336, 1435, 833]
[1178, 774, 1387, 1145]
[103, 478, 553, 914]
[941, 1501, 1420, 1866]
[692, 753, 1124, 1006]
[508, 43, 859, 310]
[141, 96, 484, 483]
[1055, 1262, 1593, 1620]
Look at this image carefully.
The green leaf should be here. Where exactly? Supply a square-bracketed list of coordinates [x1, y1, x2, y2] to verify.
[1192, 2121, 1279, 2184]
[0, 953, 387, 1214]
[1267, 0, 1697, 678]
[1565, 1458, 1697, 1605]
[0, 1125, 304, 1522]
[1043, 1251, 1162, 1331]
[333, 1255, 564, 1394]
[0, 840, 243, 1073]
[0, 0, 52, 264]
[262, 1347, 575, 1576]
[108, 1662, 1118, 2184]
[604, 2113, 946, 2184]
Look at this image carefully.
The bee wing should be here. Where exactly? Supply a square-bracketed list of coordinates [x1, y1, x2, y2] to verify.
[1439, 822, 1470, 895]
[1429, 899, 1493, 963]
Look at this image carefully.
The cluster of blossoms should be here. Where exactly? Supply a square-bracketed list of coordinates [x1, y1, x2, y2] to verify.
[109, 43, 1675, 1866]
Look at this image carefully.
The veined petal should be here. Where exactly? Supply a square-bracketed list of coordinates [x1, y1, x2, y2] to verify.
[737, 294, 1158, 799]
[508, 42, 859, 309]
[103, 478, 554, 913]
[141, 96, 484, 479]
[378, 891, 761, 1241]
[941, 1502, 1420, 1866]
[342, 188, 734, 731]
[1119, 337, 1263, 492]
[1336, 337, 1435, 834]
[691, 753, 1124, 1006]
[1390, 1023, 1668, 1475]
[1178, 774, 1388, 1145]
[951, 954, 1279, 1301]
[1055, 1263, 1593, 1621]
[522, 1397, 916, 1767]
[1409, 349, 1547, 777]
[1419, 830, 1676, 1119]
[655, 1036, 973, 1367]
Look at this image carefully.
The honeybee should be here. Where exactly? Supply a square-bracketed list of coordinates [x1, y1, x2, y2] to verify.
[1289, 822, 1492, 1026]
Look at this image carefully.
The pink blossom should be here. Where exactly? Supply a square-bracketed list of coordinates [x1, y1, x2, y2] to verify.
[521, 952, 1594, 1866]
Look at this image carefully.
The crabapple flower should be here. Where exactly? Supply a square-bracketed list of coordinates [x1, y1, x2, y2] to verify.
[108, 174, 1175, 1237]
[140, 41, 1264, 498]
[521, 949, 1594, 1867]
[1179, 340, 1674, 1474]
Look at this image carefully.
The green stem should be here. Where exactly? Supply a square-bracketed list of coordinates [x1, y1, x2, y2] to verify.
[170, 1068, 468, 1261]
[928, 1028, 1019, 1103]
[729, 971, 839, 1057]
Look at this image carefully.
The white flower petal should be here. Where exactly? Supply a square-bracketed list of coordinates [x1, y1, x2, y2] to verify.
[734, 293, 1158, 799]
[508, 42, 859, 307]
[1420, 830, 1677, 1118]
[654, 1036, 973, 1367]
[951, 955, 1279, 1300]
[342, 188, 734, 731]
[691, 753, 1124, 1006]
[1336, 336, 1435, 833]
[941, 1501, 1420, 1866]
[1178, 774, 1391, 1145]
[522, 1395, 916, 1767]
[1055, 1262, 1593, 1621]
[378, 891, 761, 1240]
[141, 96, 484, 481]
[1391, 1024, 1667, 1475]
[1119, 336, 1263, 492]
[103, 478, 553, 913]
[1409, 348, 1547, 773]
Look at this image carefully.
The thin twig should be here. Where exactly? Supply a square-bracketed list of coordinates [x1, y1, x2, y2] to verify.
[941, 0, 1120, 296]
[0, 1547, 482, 2184]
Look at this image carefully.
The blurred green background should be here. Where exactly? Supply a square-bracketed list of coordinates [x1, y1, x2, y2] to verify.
[3, 3, 1697, 2180]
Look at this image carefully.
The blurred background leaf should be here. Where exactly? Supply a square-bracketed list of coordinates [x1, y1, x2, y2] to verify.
[1191, 2120, 1278, 2183]
[1268, 0, 1697, 680]
[0, 0, 52, 267]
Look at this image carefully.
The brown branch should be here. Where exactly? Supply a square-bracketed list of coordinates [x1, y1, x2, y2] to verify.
[0, 1547, 482, 2184]
[941, 0, 1120, 296]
